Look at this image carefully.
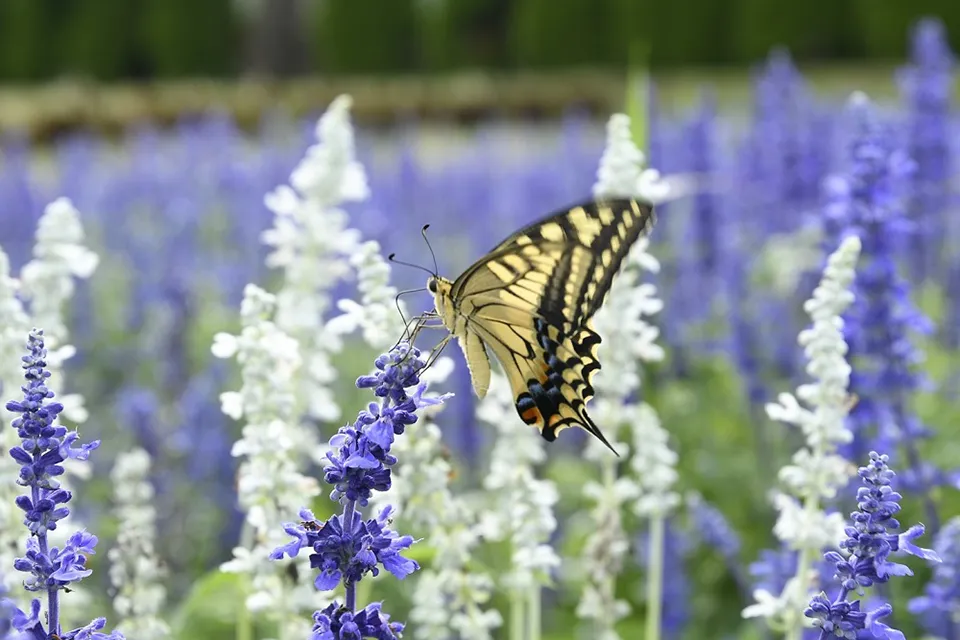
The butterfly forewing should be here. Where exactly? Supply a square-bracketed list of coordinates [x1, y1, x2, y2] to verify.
[439, 198, 655, 453]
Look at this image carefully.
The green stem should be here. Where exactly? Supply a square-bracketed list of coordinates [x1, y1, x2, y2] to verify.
[236, 521, 255, 640]
[785, 545, 814, 640]
[625, 39, 650, 152]
[783, 492, 822, 640]
[510, 589, 525, 640]
[645, 514, 665, 640]
[527, 584, 541, 640]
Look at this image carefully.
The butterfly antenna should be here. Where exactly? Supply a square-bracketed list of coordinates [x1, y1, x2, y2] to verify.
[388, 253, 435, 278]
[421, 224, 439, 276]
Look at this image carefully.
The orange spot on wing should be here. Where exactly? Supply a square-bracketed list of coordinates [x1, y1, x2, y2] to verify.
[521, 407, 541, 424]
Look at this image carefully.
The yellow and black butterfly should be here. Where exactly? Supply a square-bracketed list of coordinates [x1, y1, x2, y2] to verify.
[412, 198, 655, 454]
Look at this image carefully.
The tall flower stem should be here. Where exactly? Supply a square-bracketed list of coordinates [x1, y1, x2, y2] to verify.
[41, 530, 59, 634]
[510, 596, 524, 640]
[527, 584, 541, 640]
[343, 495, 359, 612]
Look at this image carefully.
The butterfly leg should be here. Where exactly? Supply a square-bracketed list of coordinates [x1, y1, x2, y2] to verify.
[422, 333, 452, 373]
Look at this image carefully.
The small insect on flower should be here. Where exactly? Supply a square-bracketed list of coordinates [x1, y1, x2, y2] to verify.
[398, 199, 656, 455]
[300, 519, 321, 532]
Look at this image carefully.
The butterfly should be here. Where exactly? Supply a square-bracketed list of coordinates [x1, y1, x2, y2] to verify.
[418, 198, 656, 454]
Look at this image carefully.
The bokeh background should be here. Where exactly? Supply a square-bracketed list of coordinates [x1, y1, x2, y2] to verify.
[3, 1, 960, 639]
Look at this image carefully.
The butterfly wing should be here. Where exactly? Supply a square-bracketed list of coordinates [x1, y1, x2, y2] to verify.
[449, 199, 655, 452]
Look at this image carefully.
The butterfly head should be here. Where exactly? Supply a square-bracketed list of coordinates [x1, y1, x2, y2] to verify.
[427, 275, 456, 328]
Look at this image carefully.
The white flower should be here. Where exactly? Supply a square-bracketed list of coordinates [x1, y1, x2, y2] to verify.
[577, 116, 677, 640]
[212, 284, 319, 630]
[108, 449, 170, 640]
[290, 95, 369, 205]
[19, 198, 99, 350]
[327, 240, 406, 349]
[630, 404, 681, 518]
[0, 204, 94, 589]
[479, 372, 559, 590]
[260, 96, 370, 425]
[0, 249, 31, 591]
[594, 114, 670, 202]
[743, 236, 862, 631]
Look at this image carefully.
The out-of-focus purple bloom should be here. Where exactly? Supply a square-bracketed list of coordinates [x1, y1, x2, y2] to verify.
[5, 329, 122, 639]
[273, 341, 442, 624]
[685, 92, 723, 279]
[908, 516, 960, 639]
[805, 451, 939, 639]
[898, 17, 954, 285]
[823, 93, 942, 528]
[749, 50, 829, 231]
[661, 520, 690, 638]
[688, 495, 749, 595]
[749, 548, 797, 597]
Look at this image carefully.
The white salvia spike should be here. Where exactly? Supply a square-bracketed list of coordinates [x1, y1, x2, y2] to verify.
[108, 448, 170, 640]
[213, 284, 322, 639]
[573, 113, 677, 640]
[742, 236, 862, 631]
[18, 197, 98, 424]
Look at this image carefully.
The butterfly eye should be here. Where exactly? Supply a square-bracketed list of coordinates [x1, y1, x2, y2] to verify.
[427, 278, 438, 293]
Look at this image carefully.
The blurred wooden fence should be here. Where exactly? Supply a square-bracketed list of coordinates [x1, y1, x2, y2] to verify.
[0, 66, 902, 139]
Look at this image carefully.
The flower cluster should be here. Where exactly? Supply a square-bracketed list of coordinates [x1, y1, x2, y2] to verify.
[272, 342, 441, 636]
[805, 451, 940, 639]
[5, 329, 121, 639]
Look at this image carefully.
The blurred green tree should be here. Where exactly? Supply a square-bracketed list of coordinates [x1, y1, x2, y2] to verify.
[139, 0, 234, 77]
[0, 0, 51, 80]
[59, 0, 139, 80]
[313, 0, 417, 73]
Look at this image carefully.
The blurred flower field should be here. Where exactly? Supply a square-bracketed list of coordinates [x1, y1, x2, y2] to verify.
[3, 17, 960, 640]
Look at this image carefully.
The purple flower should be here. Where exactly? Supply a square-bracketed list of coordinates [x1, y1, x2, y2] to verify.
[271, 505, 416, 591]
[309, 601, 404, 640]
[805, 451, 940, 639]
[908, 516, 960, 639]
[4, 329, 123, 639]
[273, 342, 443, 627]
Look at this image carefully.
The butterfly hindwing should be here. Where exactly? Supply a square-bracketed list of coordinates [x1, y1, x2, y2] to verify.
[435, 198, 655, 453]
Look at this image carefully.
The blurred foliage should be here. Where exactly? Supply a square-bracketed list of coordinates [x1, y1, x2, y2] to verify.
[2, 0, 960, 80]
